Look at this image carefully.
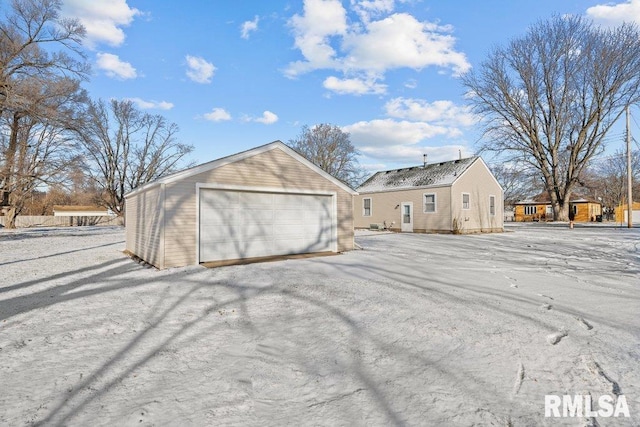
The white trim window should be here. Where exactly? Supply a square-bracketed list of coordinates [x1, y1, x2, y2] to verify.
[424, 193, 436, 213]
[363, 197, 372, 216]
[489, 195, 496, 216]
[524, 206, 537, 215]
[462, 193, 470, 210]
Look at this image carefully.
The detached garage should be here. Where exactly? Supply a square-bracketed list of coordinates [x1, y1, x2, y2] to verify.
[125, 141, 356, 269]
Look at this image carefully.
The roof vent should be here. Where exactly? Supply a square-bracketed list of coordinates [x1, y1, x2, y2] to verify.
[423, 154, 428, 167]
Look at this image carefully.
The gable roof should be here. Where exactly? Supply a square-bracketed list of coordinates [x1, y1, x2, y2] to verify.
[357, 156, 479, 194]
[125, 140, 357, 198]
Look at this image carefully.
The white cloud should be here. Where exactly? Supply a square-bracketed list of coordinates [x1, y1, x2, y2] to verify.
[404, 79, 418, 89]
[241, 16, 260, 39]
[323, 75, 387, 95]
[344, 119, 456, 147]
[254, 111, 279, 124]
[96, 53, 137, 79]
[342, 14, 470, 76]
[342, 97, 476, 165]
[62, 0, 141, 49]
[586, 0, 640, 26]
[127, 98, 173, 110]
[385, 98, 477, 126]
[360, 144, 471, 164]
[286, 0, 348, 77]
[203, 108, 232, 122]
[351, 0, 395, 22]
[185, 55, 216, 84]
[286, 1, 470, 84]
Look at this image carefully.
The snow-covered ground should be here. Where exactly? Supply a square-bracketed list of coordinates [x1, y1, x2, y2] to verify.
[0, 224, 638, 426]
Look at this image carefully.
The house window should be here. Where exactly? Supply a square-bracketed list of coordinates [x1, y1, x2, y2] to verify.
[363, 198, 372, 216]
[524, 206, 537, 215]
[424, 193, 436, 213]
[462, 193, 470, 210]
[489, 195, 496, 216]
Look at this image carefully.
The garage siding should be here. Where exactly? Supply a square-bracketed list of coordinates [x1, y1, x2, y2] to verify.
[125, 184, 165, 268]
[162, 148, 353, 268]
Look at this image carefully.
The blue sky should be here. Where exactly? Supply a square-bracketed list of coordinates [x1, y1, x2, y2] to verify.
[60, 0, 640, 172]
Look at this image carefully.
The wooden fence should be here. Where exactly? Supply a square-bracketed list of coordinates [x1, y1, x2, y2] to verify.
[0, 215, 123, 228]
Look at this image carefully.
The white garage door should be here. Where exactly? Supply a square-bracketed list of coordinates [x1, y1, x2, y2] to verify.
[623, 210, 640, 223]
[199, 189, 335, 263]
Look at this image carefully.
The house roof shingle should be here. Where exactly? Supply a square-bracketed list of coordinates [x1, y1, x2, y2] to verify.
[357, 156, 478, 194]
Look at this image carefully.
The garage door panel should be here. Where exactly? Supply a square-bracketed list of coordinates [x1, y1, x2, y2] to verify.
[242, 208, 274, 224]
[273, 209, 304, 224]
[200, 208, 238, 226]
[199, 189, 335, 263]
[242, 223, 274, 239]
[200, 225, 244, 243]
[239, 192, 273, 209]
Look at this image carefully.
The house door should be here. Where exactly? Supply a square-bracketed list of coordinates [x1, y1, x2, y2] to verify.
[401, 202, 413, 232]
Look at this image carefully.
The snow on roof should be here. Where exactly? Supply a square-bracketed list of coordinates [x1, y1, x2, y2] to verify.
[357, 157, 478, 193]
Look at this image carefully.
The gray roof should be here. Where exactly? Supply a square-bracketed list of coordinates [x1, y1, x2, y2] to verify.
[357, 156, 478, 194]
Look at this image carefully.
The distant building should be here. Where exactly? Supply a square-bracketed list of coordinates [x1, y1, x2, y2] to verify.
[53, 205, 113, 217]
[53, 205, 115, 226]
[614, 201, 640, 223]
[514, 195, 602, 222]
[353, 156, 503, 234]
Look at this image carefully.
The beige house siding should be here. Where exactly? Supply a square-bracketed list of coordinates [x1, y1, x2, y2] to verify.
[450, 161, 503, 233]
[354, 159, 503, 234]
[125, 184, 165, 268]
[354, 186, 452, 232]
[159, 147, 353, 268]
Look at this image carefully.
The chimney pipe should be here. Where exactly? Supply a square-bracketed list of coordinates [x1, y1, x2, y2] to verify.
[423, 154, 427, 167]
[459, 149, 462, 160]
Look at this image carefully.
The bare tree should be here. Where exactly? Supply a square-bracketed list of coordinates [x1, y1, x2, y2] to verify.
[586, 150, 640, 219]
[463, 15, 640, 221]
[288, 124, 366, 188]
[489, 161, 542, 208]
[0, 75, 87, 227]
[0, 0, 88, 227]
[77, 99, 193, 215]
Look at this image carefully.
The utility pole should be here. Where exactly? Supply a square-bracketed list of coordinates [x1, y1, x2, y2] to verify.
[626, 106, 633, 228]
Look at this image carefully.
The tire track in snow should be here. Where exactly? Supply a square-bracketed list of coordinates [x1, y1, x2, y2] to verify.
[512, 361, 525, 395]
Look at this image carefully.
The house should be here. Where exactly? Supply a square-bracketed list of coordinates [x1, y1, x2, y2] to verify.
[513, 199, 552, 222]
[614, 201, 640, 223]
[124, 141, 357, 269]
[570, 198, 603, 222]
[353, 157, 503, 234]
[53, 205, 113, 217]
[514, 196, 602, 222]
[53, 205, 115, 226]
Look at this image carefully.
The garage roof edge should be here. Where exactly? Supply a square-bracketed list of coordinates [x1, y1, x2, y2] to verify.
[125, 140, 358, 198]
